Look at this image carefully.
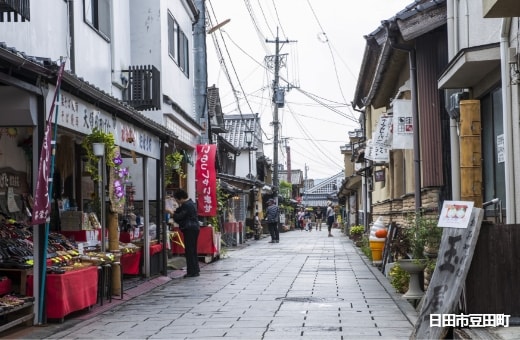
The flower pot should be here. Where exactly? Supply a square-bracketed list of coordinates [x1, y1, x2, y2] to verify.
[398, 259, 426, 299]
[92, 143, 105, 157]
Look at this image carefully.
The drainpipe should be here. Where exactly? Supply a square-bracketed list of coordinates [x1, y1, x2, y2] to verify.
[388, 36, 421, 213]
[447, 0, 461, 200]
[500, 18, 515, 223]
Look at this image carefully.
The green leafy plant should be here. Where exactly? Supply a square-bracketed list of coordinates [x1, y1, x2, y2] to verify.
[81, 128, 116, 181]
[360, 235, 372, 259]
[389, 262, 410, 294]
[401, 213, 442, 259]
[165, 151, 186, 184]
[279, 180, 292, 199]
[350, 225, 365, 236]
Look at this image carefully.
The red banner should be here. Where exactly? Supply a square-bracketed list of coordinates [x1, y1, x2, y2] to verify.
[196, 144, 217, 216]
[32, 62, 65, 225]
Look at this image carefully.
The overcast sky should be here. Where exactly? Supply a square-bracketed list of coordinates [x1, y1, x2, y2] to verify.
[206, 0, 412, 181]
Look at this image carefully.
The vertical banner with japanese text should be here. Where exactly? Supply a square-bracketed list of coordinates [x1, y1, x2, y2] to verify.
[32, 62, 66, 225]
[196, 144, 217, 216]
[392, 99, 413, 149]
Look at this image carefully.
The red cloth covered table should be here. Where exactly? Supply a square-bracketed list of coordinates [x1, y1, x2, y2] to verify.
[150, 243, 162, 256]
[27, 266, 98, 319]
[120, 250, 142, 275]
[120, 244, 162, 275]
[171, 226, 217, 255]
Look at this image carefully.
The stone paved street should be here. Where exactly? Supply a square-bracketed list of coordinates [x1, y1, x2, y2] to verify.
[15, 227, 418, 339]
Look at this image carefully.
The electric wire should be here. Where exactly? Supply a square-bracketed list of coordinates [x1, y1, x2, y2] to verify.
[207, 2, 256, 120]
[306, 0, 350, 114]
[222, 30, 358, 123]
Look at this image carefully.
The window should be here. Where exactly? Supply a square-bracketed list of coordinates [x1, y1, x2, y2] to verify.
[167, 12, 179, 63]
[84, 0, 110, 39]
[167, 11, 189, 78]
[178, 30, 189, 77]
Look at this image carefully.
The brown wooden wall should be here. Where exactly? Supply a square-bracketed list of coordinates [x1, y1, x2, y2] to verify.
[416, 27, 448, 188]
[465, 222, 520, 317]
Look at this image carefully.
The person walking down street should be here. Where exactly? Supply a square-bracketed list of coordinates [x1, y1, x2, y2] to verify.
[266, 199, 280, 243]
[315, 208, 323, 231]
[297, 208, 305, 231]
[304, 209, 312, 231]
[326, 202, 335, 237]
[172, 189, 200, 277]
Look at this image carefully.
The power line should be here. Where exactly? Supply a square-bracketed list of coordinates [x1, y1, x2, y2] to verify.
[222, 31, 358, 123]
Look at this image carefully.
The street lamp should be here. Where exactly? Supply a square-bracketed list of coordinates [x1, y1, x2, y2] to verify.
[245, 130, 254, 179]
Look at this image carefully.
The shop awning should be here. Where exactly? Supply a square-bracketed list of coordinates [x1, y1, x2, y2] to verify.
[438, 43, 501, 89]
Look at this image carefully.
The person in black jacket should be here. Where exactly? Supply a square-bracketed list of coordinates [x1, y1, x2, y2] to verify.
[266, 198, 279, 243]
[172, 189, 200, 278]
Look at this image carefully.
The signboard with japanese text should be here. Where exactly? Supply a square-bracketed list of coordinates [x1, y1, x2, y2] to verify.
[412, 208, 484, 339]
[196, 144, 217, 216]
[393, 99, 414, 150]
[49, 86, 161, 159]
[373, 115, 393, 148]
[365, 139, 389, 163]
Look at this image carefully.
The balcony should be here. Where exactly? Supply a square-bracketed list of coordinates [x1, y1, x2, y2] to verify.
[482, 0, 520, 18]
[0, 0, 30, 21]
[122, 65, 161, 111]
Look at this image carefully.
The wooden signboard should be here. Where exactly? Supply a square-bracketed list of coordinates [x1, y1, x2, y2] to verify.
[411, 208, 484, 339]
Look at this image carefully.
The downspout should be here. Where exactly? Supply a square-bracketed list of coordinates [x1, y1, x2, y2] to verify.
[500, 18, 515, 223]
[353, 106, 369, 229]
[448, 0, 461, 200]
[388, 35, 421, 213]
[67, 0, 75, 73]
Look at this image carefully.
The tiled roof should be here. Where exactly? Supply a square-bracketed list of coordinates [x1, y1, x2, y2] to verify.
[223, 113, 260, 150]
[278, 170, 304, 185]
[0, 42, 177, 140]
[301, 171, 343, 207]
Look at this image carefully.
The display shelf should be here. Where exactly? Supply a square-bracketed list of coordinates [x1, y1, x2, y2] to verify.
[0, 301, 34, 333]
[0, 268, 32, 295]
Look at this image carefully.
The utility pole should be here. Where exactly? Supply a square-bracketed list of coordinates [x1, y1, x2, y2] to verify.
[194, 0, 208, 144]
[266, 29, 296, 202]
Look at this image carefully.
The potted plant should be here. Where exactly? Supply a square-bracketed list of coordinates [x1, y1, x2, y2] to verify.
[349, 225, 364, 241]
[394, 213, 440, 300]
[165, 151, 186, 185]
[81, 128, 116, 181]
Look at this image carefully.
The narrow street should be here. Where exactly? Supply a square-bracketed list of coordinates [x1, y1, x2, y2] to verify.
[15, 227, 417, 339]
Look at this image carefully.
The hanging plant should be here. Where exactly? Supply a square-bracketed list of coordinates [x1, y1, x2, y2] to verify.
[81, 128, 116, 181]
[165, 151, 186, 184]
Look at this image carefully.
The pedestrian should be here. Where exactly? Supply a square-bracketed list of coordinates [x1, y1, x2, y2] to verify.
[172, 188, 200, 277]
[254, 212, 262, 240]
[315, 208, 323, 231]
[326, 201, 335, 237]
[297, 207, 305, 231]
[304, 209, 312, 231]
[266, 198, 280, 243]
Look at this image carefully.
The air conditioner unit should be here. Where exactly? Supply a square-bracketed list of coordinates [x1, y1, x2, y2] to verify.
[448, 91, 469, 121]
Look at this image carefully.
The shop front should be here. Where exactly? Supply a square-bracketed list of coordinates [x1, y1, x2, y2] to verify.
[0, 56, 175, 328]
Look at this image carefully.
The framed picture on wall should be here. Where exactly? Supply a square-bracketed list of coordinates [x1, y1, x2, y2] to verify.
[374, 169, 385, 182]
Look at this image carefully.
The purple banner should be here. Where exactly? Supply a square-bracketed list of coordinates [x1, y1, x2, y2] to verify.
[31, 63, 65, 225]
